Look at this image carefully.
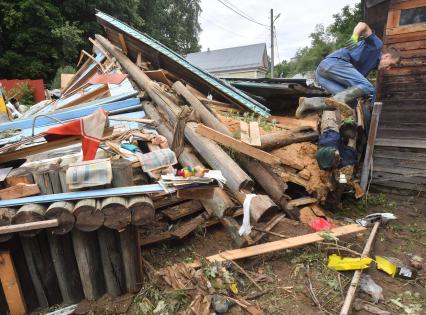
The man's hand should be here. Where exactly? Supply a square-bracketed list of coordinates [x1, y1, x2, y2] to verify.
[344, 22, 373, 50]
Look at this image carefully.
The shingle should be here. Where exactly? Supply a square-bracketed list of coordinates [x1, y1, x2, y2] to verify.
[186, 43, 267, 73]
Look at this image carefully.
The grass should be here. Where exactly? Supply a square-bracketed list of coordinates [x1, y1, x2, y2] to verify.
[224, 109, 278, 132]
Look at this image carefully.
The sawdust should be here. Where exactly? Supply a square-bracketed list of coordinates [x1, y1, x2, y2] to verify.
[271, 142, 332, 201]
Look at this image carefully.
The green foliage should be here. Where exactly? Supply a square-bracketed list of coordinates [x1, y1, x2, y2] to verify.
[0, 0, 201, 82]
[51, 65, 76, 90]
[274, 2, 362, 77]
[5, 82, 35, 105]
[138, 0, 202, 54]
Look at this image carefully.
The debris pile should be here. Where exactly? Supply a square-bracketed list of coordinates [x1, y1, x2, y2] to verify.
[0, 11, 387, 315]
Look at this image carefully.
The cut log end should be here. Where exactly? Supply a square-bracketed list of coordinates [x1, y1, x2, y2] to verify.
[75, 208, 104, 232]
[45, 202, 75, 235]
[11, 213, 44, 237]
[101, 197, 131, 230]
[128, 196, 155, 226]
[0, 207, 16, 242]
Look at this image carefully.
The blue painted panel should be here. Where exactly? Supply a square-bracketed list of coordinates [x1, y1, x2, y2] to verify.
[0, 97, 141, 132]
[0, 184, 165, 207]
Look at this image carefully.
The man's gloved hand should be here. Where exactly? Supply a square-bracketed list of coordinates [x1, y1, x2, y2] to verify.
[344, 33, 360, 50]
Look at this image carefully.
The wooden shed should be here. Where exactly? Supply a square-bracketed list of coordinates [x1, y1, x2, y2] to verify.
[365, 0, 426, 193]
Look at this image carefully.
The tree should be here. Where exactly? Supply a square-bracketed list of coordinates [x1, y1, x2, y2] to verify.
[138, 0, 202, 54]
[0, 0, 202, 83]
[274, 2, 362, 78]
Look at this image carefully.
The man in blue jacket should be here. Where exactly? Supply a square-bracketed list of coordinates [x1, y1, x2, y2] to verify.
[296, 22, 400, 118]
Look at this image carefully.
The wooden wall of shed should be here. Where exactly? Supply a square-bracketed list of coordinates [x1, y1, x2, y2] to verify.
[373, 0, 426, 194]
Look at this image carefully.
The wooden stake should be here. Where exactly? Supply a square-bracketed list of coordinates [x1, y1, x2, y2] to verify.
[12, 204, 46, 237]
[340, 221, 380, 315]
[0, 251, 27, 315]
[47, 233, 83, 304]
[97, 228, 126, 297]
[71, 229, 106, 300]
[119, 226, 142, 293]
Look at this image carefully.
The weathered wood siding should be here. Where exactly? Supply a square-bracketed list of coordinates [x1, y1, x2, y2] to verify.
[373, 0, 426, 193]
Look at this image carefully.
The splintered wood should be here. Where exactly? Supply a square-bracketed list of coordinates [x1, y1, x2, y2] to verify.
[240, 121, 261, 147]
[271, 142, 333, 201]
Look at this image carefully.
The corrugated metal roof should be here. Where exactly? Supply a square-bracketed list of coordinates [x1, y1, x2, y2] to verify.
[186, 43, 267, 73]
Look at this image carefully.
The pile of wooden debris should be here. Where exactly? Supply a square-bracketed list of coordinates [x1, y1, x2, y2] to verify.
[0, 11, 375, 315]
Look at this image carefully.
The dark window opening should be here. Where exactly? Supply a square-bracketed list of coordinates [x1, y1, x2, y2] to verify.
[400, 6, 426, 26]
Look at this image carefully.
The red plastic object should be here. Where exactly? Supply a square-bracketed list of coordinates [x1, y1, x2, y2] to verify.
[309, 218, 335, 231]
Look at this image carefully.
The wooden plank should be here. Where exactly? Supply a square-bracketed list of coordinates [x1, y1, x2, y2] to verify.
[196, 124, 303, 169]
[384, 65, 426, 76]
[189, 224, 366, 267]
[249, 122, 261, 147]
[177, 187, 215, 200]
[376, 138, 426, 148]
[386, 33, 426, 45]
[117, 33, 128, 55]
[387, 24, 426, 36]
[240, 121, 250, 144]
[391, 0, 426, 10]
[161, 200, 203, 221]
[0, 184, 40, 200]
[386, 9, 400, 29]
[170, 214, 206, 239]
[0, 251, 27, 315]
[287, 197, 317, 208]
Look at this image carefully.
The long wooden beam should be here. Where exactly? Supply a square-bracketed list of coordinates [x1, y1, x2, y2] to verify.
[189, 224, 366, 267]
[0, 219, 58, 235]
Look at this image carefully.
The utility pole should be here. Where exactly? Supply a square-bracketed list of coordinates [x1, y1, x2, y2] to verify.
[270, 8, 274, 78]
[270, 9, 281, 78]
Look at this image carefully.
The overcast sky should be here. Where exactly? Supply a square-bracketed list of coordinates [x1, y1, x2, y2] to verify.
[199, 0, 359, 62]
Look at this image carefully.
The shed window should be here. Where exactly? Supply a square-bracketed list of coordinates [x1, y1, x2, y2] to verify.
[400, 6, 426, 26]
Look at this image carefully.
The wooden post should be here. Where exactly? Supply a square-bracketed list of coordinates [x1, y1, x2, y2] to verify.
[71, 229, 105, 300]
[127, 196, 155, 225]
[0, 251, 27, 315]
[45, 201, 75, 235]
[259, 130, 318, 151]
[100, 197, 131, 230]
[111, 159, 134, 187]
[73, 199, 104, 232]
[340, 221, 380, 315]
[47, 233, 83, 304]
[172, 81, 231, 135]
[360, 102, 383, 191]
[97, 228, 126, 297]
[20, 233, 62, 307]
[95, 35, 253, 193]
[234, 193, 280, 223]
[119, 226, 142, 293]
[0, 208, 16, 242]
[12, 204, 46, 237]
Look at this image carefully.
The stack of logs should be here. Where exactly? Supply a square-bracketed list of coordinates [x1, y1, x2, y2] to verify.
[0, 157, 154, 311]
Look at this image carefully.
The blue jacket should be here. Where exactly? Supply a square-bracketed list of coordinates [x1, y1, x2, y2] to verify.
[326, 34, 383, 77]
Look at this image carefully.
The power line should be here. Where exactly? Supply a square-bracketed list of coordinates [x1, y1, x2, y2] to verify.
[200, 16, 247, 39]
[215, 0, 268, 27]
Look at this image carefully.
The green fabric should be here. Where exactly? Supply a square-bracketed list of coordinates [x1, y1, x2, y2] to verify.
[316, 147, 338, 169]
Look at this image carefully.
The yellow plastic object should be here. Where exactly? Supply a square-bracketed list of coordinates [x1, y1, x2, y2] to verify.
[327, 254, 373, 271]
[375, 256, 397, 277]
[0, 95, 6, 113]
[229, 282, 238, 294]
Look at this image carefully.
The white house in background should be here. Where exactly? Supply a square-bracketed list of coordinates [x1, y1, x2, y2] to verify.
[186, 43, 268, 79]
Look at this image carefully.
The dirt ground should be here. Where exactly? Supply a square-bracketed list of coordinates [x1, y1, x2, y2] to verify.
[139, 192, 426, 315]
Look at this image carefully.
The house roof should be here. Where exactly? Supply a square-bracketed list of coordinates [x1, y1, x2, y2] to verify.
[186, 43, 267, 73]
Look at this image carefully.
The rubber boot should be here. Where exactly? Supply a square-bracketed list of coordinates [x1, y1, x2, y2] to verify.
[324, 86, 365, 117]
[295, 97, 333, 118]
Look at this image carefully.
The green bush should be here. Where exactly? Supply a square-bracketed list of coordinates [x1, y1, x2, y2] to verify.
[5, 83, 35, 105]
[51, 65, 76, 89]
